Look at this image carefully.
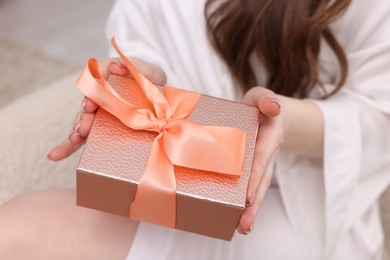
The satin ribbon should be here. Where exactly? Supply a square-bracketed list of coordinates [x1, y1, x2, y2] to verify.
[76, 37, 247, 228]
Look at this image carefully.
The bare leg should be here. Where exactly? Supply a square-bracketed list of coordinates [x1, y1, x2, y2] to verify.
[0, 189, 138, 259]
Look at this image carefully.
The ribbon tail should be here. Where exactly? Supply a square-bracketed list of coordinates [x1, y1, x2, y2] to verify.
[130, 133, 176, 228]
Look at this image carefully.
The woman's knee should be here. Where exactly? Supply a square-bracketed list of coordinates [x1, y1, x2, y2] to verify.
[0, 190, 66, 257]
[0, 189, 137, 259]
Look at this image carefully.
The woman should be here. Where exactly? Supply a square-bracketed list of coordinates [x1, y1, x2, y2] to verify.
[1, 0, 389, 259]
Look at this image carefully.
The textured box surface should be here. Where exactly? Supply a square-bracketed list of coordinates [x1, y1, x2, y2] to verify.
[77, 75, 260, 240]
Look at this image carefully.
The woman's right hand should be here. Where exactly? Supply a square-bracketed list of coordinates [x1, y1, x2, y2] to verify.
[47, 57, 167, 161]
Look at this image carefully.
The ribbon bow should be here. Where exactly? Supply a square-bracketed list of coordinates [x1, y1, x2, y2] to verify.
[76, 38, 247, 228]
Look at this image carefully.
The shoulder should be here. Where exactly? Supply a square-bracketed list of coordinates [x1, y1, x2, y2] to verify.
[331, 0, 390, 53]
[111, 0, 205, 16]
[108, 0, 206, 34]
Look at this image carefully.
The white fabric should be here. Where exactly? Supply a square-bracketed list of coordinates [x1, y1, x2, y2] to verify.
[105, 0, 390, 259]
[128, 187, 304, 260]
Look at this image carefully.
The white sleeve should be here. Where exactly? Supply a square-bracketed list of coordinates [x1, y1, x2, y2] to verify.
[316, 0, 390, 246]
[105, 0, 176, 85]
[104, 0, 239, 100]
[277, 0, 390, 258]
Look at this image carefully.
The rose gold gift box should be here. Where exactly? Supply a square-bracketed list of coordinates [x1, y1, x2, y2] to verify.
[76, 75, 260, 241]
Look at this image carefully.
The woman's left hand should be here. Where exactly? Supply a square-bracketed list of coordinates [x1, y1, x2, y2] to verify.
[237, 86, 284, 234]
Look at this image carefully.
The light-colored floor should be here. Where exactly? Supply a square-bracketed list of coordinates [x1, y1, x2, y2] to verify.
[0, 0, 115, 67]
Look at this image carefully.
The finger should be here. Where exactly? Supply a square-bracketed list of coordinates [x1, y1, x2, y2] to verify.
[243, 87, 281, 117]
[100, 58, 129, 79]
[68, 129, 85, 144]
[108, 60, 130, 77]
[48, 109, 93, 161]
[77, 112, 95, 137]
[131, 58, 167, 85]
[72, 111, 82, 129]
[48, 126, 87, 161]
[101, 57, 167, 85]
[82, 97, 98, 113]
[237, 152, 277, 234]
[68, 111, 94, 142]
[52, 127, 86, 160]
[47, 139, 84, 161]
[245, 119, 282, 206]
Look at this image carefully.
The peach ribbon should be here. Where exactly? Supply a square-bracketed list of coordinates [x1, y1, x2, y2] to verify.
[76, 38, 247, 228]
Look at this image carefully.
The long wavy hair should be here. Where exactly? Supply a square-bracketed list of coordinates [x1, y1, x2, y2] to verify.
[205, 0, 351, 98]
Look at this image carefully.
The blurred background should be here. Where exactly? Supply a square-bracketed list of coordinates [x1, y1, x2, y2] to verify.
[0, 0, 115, 204]
[0, 0, 114, 66]
[0, 0, 115, 106]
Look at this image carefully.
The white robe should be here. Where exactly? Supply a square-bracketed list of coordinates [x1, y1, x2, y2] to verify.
[105, 0, 390, 259]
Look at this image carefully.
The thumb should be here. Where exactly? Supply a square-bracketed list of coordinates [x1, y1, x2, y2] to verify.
[100, 58, 129, 79]
[243, 87, 281, 117]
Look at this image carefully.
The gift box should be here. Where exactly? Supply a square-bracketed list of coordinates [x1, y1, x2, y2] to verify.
[76, 39, 260, 241]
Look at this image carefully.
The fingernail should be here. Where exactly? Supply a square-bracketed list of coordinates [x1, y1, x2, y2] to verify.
[68, 129, 74, 140]
[74, 121, 82, 135]
[246, 195, 255, 207]
[110, 60, 125, 69]
[244, 220, 256, 235]
[268, 97, 281, 109]
[82, 98, 87, 111]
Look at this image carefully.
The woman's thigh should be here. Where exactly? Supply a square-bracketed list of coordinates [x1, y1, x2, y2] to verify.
[0, 189, 138, 259]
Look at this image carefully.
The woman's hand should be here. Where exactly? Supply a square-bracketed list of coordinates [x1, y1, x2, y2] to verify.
[237, 87, 284, 234]
[47, 57, 167, 161]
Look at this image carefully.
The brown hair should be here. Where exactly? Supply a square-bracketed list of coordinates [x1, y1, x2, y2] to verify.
[205, 0, 351, 98]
